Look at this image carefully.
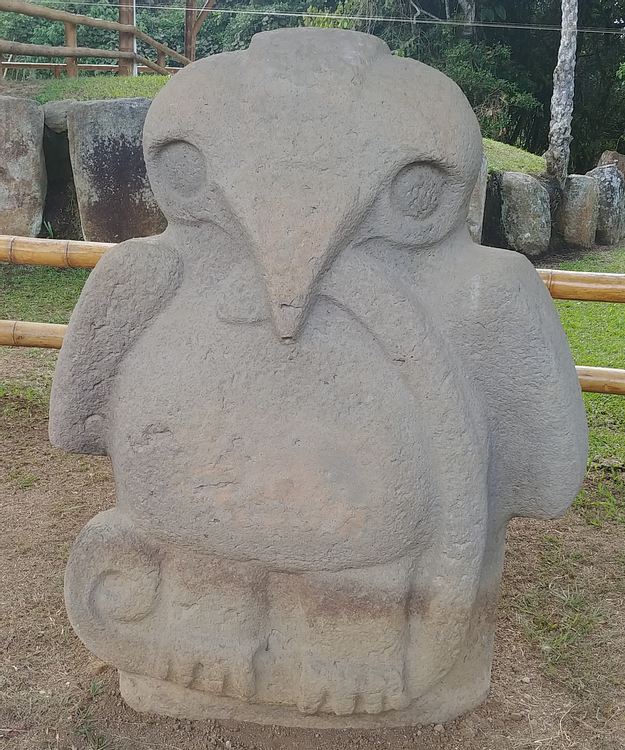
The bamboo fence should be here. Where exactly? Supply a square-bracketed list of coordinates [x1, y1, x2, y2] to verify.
[1, 235, 624, 395]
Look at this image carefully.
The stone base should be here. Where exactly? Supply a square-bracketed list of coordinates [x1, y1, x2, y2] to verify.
[119, 669, 491, 729]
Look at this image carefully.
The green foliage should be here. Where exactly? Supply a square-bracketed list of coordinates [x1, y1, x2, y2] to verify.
[303, 0, 361, 29]
[432, 40, 541, 139]
[34, 75, 169, 104]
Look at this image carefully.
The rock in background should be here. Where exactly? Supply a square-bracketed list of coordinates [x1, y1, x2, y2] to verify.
[0, 96, 46, 237]
[597, 150, 625, 179]
[556, 174, 599, 249]
[68, 98, 166, 243]
[467, 154, 488, 243]
[586, 164, 625, 245]
[500, 171, 551, 257]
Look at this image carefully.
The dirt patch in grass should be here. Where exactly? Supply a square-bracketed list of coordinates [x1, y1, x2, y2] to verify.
[1, 348, 624, 750]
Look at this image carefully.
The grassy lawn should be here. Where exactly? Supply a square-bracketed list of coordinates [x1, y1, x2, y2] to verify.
[483, 138, 546, 174]
[33, 74, 171, 104]
[553, 247, 625, 468]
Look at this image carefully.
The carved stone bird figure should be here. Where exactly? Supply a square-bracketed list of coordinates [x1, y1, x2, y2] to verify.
[50, 28, 587, 727]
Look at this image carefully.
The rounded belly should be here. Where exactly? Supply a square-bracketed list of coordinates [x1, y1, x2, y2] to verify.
[109, 301, 442, 570]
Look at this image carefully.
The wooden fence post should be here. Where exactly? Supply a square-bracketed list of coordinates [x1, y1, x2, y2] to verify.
[184, 0, 197, 63]
[64, 22, 78, 77]
[157, 49, 165, 70]
[118, 0, 136, 76]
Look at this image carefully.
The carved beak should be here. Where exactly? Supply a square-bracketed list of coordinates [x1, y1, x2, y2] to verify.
[241, 183, 352, 341]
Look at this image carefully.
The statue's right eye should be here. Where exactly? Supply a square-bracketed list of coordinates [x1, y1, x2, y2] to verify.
[154, 140, 206, 198]
[390, 162, 446, 221]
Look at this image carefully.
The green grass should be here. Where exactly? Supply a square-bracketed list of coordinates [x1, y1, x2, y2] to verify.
[0, 265, 88, 324]
[553, 247, 625, 467]
[34, 75, 170, 104]
[483, 137, 546, 175]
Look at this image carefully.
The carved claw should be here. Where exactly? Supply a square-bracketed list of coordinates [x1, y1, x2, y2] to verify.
[298, 648, 409, 715]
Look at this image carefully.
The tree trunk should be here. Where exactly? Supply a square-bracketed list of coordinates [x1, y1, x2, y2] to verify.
[544, 0, 578, 187]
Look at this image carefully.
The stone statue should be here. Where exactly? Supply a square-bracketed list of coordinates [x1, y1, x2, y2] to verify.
[49, 28, 588, 728]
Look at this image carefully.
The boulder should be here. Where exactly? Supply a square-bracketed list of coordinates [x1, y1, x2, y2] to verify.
[67, 98, 166, 243]
[586, 165, 625, 245]
[43, 99, 77, 134]
[556, 174, 599, 249]
[0, 96, 46, 237]
[500, 171, 551, 257]
[467, 153, 488, 243]
[597, 150, 625, 179]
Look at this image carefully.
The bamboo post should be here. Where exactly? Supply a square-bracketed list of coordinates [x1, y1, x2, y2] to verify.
[0, 320, 67, 349]
[0, 235, 111, 268]
[65, 22, 78, 77]
[185, 0, 197, 63]
[537, 268, 625, 303]
[118, 0, 136, 76]
[576, 366, 625, 396]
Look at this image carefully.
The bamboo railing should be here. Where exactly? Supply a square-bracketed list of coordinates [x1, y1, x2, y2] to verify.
[0, 236, 110, 268]
[0, 320, 67, 349]
[1, 235, 624, 395]
[0, 0, 190, 77]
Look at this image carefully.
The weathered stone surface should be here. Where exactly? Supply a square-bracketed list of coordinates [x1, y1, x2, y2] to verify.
[50, 28, 588, 728]
[597, 149, 625, 179]
[467, 153, 488, 243]
[0, 96, 46, 236]
[556, 174, 599, 249]
[67, 98, 166, 243]
[586, 164, 625, 245]
[500, 171, 551, 257]
[43, 99, 77, 134]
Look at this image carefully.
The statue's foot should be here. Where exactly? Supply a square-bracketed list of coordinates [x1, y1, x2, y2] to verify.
[293, 560, 412, 715]
[156, 553, 269, 700]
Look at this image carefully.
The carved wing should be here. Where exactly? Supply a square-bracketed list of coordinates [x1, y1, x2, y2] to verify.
[460, 249, 589, 520]
[49, 237, 182, 456]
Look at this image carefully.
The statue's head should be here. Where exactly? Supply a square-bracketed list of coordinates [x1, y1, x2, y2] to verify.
[144, 28, 483, 337]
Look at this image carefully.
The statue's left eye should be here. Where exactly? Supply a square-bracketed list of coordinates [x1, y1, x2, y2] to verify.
[153, 139, 206, 198]
[391, 162, 445, 220]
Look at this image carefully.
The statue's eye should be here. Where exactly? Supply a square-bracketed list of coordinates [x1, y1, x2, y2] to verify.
[154, 140, 205, 198]
[390, 163, 446, 220]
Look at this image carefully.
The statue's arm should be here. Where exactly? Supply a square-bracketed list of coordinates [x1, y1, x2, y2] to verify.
[49, 238, 182, 456]
[465, 249, 588, 520]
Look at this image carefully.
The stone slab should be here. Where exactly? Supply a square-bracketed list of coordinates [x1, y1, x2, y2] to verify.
[67, 97, 166, 243]
[0, 96, 46, 237]
[586, 164, 625, 245]
[500, 171, 551, 257]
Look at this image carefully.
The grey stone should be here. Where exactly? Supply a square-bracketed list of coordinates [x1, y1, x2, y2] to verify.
[597, 149, 625, 179]
[500, 171, 551, 257]
[0, 96, 46, 236]
[50, 28, 588, 728]
[586, 165, 625, 245]
[43, 99, 77, 133]
[467, 153, 488, 243]
[67, 97, 166, 243]
[556, 174, 599, 249]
